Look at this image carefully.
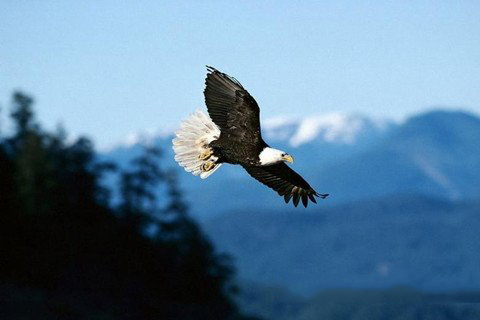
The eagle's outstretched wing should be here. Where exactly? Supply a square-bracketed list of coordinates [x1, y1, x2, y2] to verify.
[242, 163, 328, 207]
[204, 66, 262, 143]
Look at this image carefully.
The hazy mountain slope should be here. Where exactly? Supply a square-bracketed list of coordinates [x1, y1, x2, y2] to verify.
[317, 110, 480, 203]
[236, 285, 480, 320]
[204, 195, 480, 295]
[293, 287, 480, 320]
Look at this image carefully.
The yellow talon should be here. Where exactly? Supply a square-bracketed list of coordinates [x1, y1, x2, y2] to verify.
[202, 161, 215, 172]
[198, 149, 213, 160]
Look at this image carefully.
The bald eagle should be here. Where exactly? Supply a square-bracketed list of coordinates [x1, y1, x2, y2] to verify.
[172, 67, 328, 207]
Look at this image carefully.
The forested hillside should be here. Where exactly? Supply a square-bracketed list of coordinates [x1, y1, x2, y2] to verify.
[0, 92, 255, 319]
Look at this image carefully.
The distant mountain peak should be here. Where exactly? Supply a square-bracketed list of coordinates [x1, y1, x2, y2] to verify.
[109, 112, 392, 151]
[263, 112, 392, 147]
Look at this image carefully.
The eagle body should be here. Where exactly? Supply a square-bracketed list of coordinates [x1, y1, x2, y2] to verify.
[209, 133, 267, 166]
[172, 66, 328, 207]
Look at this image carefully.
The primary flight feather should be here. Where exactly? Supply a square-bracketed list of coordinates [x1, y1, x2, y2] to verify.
[172, 66, 328, 207]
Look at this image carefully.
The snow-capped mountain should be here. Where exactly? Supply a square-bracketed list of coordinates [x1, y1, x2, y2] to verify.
[101, 109, 480, 217]
[112, 112, 394, 152]
[263, 113, 392, 147]
[101, 112, 393, 216]
[316, 110, 480, 203]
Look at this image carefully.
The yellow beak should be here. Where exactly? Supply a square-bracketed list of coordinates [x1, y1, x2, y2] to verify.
[283, 155, 294, 163]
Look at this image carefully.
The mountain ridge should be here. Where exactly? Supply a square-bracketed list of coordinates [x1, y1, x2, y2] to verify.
[100, 109, 480, 216]
[106, 111, 394, 152]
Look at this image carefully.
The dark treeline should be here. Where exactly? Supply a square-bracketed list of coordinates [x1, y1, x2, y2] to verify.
[0, 92, 257, 319]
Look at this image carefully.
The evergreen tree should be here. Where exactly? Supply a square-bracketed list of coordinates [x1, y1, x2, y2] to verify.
[10, 92, 35, 137]
[7, 92, 54, 216]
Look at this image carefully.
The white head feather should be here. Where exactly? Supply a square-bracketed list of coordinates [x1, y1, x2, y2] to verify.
[259, 147, 293, 165]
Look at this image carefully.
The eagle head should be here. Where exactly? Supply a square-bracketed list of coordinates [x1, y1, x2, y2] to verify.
[259, 147, 294, 165]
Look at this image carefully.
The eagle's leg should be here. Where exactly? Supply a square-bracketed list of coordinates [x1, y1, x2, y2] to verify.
[198, 148, 213, 160]
[201, 160, 216, 172]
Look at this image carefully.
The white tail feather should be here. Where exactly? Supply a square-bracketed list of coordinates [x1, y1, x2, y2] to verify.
[172, 110, 222, 179]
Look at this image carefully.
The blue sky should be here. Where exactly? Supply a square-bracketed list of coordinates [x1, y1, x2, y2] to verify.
[2, 1, 479, 149]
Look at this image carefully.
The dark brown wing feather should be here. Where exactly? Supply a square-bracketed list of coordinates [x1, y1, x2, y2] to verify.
[242, 163, 328, 207]
[204, 66, 262, 143]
